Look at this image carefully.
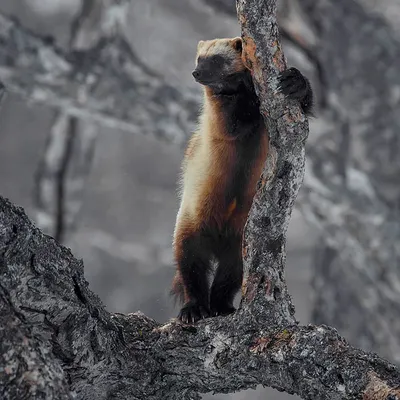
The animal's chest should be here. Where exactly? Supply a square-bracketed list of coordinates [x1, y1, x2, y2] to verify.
[183, 129, 268, 230]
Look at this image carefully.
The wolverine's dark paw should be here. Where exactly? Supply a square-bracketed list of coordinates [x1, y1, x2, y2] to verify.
[178, 301, 210, 324]
[210, 303, 236, 317]
[278, 67, 309, 100]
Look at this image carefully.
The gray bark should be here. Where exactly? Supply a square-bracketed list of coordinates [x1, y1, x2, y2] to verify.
[237, 0, 307, 328]
[1, 1, 400, 399]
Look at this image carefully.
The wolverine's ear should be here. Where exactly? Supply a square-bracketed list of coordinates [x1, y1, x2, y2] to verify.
[231, 37, 243, 53]
[197, 40, 205, 51]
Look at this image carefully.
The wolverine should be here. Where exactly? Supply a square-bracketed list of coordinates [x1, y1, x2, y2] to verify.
[171, 37, 313, 323]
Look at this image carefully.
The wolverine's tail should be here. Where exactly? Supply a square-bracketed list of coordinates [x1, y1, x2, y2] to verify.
[170, 272, 185, 305]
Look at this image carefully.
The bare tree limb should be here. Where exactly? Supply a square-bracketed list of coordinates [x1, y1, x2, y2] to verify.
[1, 1, 400, 399]
[0, 308, 73, 400]
[34, 113, 77, 241]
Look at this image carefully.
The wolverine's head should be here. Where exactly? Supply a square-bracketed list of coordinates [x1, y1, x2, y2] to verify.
[192, 37, 249, 94]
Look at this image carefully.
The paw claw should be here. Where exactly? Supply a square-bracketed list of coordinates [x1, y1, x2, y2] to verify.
[178, 301, 210, 324]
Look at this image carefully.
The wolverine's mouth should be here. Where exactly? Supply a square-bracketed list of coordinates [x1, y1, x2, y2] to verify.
[194, 77, 216, 85]
[192, 72, 237, 86]
[192, 72, 244, 87]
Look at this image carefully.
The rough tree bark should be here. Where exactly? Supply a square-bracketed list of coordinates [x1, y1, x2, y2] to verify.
[1, 1, 400, 400]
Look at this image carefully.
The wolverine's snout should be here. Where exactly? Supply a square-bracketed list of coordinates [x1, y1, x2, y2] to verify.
[192, 64, 213, 84]
[193, 55, 227, 84]
[192, 69, 213, 85]
[192, 70, 201, 79]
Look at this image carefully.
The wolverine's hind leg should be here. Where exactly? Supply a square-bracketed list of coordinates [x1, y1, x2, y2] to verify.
[172, 226, 212, 323]
[210, 235, 243, 317]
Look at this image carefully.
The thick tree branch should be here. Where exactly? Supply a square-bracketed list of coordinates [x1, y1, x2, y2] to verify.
[2, 1, 400, 399]
[0, 308, 72, 400]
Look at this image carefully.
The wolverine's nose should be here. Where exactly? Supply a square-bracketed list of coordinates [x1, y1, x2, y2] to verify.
[192, 67, 213, 84]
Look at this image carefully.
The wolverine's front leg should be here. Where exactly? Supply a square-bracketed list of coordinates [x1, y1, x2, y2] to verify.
[173, 229, 212, 323]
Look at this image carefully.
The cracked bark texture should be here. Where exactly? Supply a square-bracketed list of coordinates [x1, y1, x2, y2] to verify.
[2, 1, 400, 399]
[200, 0, 400, 363]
